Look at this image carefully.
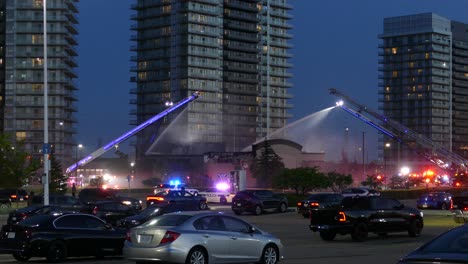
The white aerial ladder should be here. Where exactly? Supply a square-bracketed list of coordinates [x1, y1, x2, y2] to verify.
[66, 91, 200, 174]
[329, 87, 468, 174]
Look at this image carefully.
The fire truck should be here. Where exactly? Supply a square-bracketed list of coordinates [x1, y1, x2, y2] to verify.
[330, 88, 468, 186]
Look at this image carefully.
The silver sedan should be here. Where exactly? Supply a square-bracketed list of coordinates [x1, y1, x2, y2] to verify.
[123, 211, 284, 264]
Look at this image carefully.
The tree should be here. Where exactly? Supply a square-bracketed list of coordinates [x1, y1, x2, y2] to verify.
[49, 152, 67, 194]
[0, 133, 40, 188]
[274, 167, 330, 195]
[325, 171, 353, 192]
[250, 142, 285, 188]
[361, 175, 381, 189]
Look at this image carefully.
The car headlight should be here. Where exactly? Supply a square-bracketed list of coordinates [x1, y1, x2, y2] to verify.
[131, 220, 140, 225]
[122, 201, 132, 205]
[139, 200, 142, 204]
[420, 211, 424, 218]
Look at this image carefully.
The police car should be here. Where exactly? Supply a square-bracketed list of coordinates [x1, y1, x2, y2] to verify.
[198, 188, 234, 204]
[153, 183, 199, 196]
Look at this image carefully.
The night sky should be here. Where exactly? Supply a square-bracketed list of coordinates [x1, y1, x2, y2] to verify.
[76, 0, 468, 162]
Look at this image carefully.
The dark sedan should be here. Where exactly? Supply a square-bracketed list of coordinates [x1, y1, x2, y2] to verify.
[116, 203, 187, 229]
[7, 205, 73, 225]
[398, 224, 468, 263]
[297, 193, 344, 218]
[145, 190, 208, 210]
[0, 212, 126, 262]
[91, 200, 140, 227]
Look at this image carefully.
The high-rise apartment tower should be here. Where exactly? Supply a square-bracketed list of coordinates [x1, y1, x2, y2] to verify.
[130, 0, 293, 159]
[0, 0, 79, 169]
[379, 13, 468, 171]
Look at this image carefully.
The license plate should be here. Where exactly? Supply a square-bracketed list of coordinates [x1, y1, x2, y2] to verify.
[139, 234, 152, 244]
[7, 232, 15, 239]
[237, 203, 241, 206]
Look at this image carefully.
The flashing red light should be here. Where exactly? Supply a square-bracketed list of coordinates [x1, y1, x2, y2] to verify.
[310, 202, 320, 207]
[456, 182, 461, 187]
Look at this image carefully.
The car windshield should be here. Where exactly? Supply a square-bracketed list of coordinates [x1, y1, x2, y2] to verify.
[142, 214, 192, 227]
[420, 226, 468, 253]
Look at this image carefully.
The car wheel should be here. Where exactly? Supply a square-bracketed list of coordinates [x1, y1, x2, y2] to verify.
[13, 252, 31, 262]
[254, 205, 263, 215]
[259, 244, 278, 264]
[220, 196, 227, 204]
[319, 231, 336, 241]
[186, 247, 207, 264]
[46, 240, 67, 263]
[199, 201, 208, 210]
[408, 218, 422, 237]
[351, 223, 368, 242]
[278, 203, 287, 213]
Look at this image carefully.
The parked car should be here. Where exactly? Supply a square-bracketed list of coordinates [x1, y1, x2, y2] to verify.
[397, 224, 468, 263]
[91, 200, 140, 227]
[231, 189, 288, 215]
[0, 189, 28, 203]
[309, 196, 423, 241]
[112, 196, 143, 211]
[123, 211, 284, 264]
[30, 194, 89, 212]
[296, 193, 344, 218]
[7, 205, 75, 225]
[116, 203, 188, 229]
[198, 188, 235, 204]
[78, 188, 119, 204]
[146, 190, 208, 210]
[416, 191, 452, 210]
[341, 187, 381, 197]
[0, 212, 126, 262]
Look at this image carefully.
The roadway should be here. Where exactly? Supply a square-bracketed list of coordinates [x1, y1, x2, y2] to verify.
[0, 206, 461, 264]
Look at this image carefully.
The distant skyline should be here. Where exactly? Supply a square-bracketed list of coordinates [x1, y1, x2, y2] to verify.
[76, 1, 468, 162]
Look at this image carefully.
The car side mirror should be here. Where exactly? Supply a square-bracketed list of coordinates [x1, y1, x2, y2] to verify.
[247, 226, 256, 233]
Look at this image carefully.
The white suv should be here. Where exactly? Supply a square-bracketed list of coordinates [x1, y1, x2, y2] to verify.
[341, 187, 381, 197]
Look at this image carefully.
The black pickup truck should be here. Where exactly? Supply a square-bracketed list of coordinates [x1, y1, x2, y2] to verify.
[309, 196, 424, 241]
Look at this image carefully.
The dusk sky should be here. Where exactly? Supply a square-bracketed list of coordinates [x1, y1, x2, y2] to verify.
[76, 1, 468, 162]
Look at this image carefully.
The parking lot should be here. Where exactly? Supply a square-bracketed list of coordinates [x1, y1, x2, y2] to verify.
[0, 206, 460, 264]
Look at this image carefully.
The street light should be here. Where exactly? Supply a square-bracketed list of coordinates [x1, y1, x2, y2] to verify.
[75, 144, 83, 184]
[128, 162, 135, 193]
[384, 143, 391, 188]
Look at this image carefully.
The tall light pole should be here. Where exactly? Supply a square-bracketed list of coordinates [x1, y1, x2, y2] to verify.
[75, 144, 83, 180]
[384, 142, 391, 188]
[43, 0, 50, 206]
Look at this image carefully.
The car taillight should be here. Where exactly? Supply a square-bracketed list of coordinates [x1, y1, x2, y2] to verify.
[160, 230, 180, 244]
[92, 206, 98, 215]
[450, 200, 453, 210]
[337, 211, 346, 222]
[310, 202, 319, 207]
[10, 195, 17, 199]
[126, 231, 132, 242]
[297, 202, 302, 207]
[147, 197, 164, 202]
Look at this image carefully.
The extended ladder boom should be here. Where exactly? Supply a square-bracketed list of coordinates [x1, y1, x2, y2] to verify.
[329, 88, 468, 172]
[66, 91, 200, 174]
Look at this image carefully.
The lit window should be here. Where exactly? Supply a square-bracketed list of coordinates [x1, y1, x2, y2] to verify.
[391, 48, 397, 54]
[16, 132, 27, 140]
